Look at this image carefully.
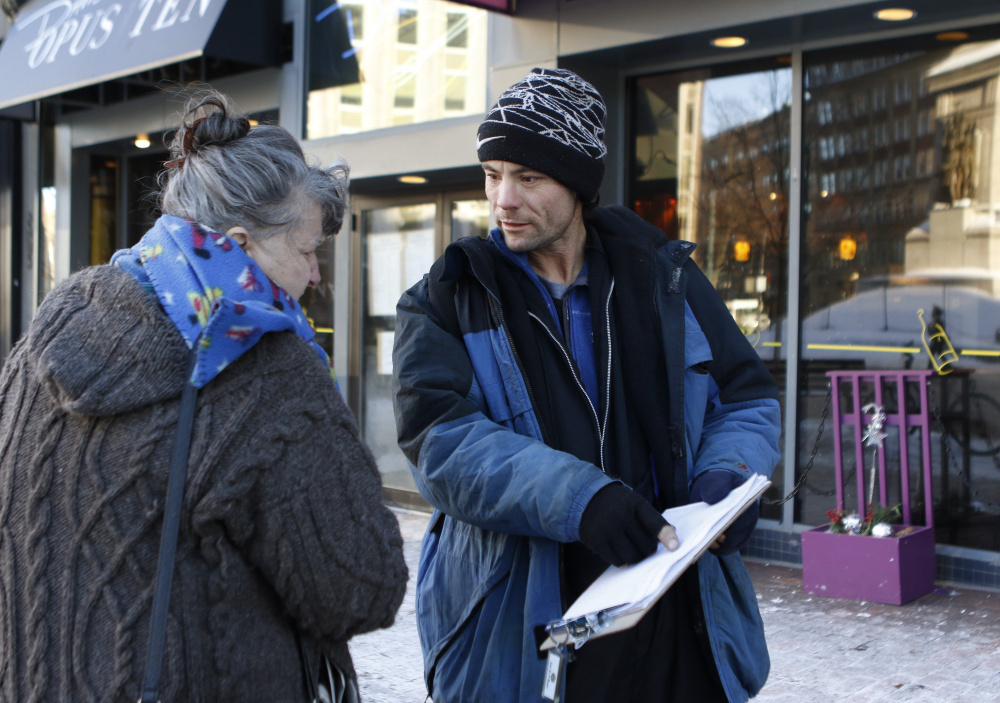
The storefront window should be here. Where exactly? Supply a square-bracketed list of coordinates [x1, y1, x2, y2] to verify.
[799, 32, 1000, 548]
[360, 202, 437, 491]
[306, 0, 488, 140]
[629, 62, 792, 512]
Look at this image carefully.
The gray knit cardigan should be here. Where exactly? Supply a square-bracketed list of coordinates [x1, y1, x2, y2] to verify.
[0, 265, 408, 702]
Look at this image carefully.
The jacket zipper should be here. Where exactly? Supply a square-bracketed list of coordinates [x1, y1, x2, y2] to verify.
[527, 273, 613, 474]
[601, 278, 614, 459]
[465, 247, 614, 471]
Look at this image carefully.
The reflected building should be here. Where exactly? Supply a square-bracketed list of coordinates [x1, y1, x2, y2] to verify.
[805, 40, 1000, 309]
[804, 52, 939, 313]
[905, 41, 1000, 298]
[677, 82, 704, 246]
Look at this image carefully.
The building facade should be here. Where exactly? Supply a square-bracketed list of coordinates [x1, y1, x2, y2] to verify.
[3, 0, 1000, 588]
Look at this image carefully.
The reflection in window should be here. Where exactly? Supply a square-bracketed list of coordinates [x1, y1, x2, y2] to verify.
[445, 76, 466, 112]
[446, 12, 468, 48]
[397, 8, 417, 44]
[306, 0, 487, 140]
[445, 52, 467, 72]
[394, 74, 416, 108]
[341, 84, 362, 105]
[344, 4, 364, 40]
[630, 65, 791, 347]
[800, 34, 1000, 549]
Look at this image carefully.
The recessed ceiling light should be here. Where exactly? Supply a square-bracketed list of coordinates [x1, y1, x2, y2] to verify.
[936, 31, 969, 41]
[711, 36, 747, 49]
[134, 133, 151, 149]
[398, 175, 428, 185]
[874, 8, 916, 21]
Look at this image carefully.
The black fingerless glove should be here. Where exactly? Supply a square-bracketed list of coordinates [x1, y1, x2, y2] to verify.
[579, 483, 669, 567]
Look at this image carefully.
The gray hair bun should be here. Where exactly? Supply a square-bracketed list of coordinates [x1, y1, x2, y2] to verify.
[166, 94, 252, 167]
[158, 89, 350, 241]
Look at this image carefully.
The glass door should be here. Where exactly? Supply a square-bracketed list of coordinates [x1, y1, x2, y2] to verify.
[352, 187, 490, 498]
[360, 200, 437, 492]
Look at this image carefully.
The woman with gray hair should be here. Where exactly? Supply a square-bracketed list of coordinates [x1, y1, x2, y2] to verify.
[0, 91, 407, 702]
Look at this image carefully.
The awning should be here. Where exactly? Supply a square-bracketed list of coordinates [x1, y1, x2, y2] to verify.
[0, 0, 280, 110]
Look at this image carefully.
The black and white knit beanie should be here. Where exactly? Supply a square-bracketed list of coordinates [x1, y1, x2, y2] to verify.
[476, 67, 607, 203]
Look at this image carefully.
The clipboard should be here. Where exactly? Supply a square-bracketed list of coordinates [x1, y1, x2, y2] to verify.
[540, 474, 771, 652]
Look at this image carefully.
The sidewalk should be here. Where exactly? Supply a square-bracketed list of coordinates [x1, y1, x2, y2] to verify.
[351, 509, 1000, 702]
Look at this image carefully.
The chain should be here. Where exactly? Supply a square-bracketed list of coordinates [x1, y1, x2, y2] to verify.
[761, 378, 1000, 512]
[929, 382, 1000, 514]
[763, 385, 834, 506]
[970, 382, 1000, 468]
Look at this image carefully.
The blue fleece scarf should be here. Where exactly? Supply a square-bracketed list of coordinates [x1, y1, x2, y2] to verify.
[112, 215, 335, 389]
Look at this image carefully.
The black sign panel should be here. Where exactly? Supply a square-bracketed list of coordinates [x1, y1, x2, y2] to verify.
[308, 0, 360, 92]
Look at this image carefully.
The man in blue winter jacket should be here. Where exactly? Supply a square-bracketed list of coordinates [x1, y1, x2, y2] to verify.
[392, 67, 782, 703]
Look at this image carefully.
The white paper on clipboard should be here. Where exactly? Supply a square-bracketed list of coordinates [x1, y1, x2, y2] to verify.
[541, 474, 771, 651]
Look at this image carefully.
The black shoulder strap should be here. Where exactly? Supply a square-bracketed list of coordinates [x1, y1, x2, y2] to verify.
[139, 348, 199, 703]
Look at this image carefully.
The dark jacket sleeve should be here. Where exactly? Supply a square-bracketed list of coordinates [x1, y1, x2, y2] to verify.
[683, 259, 782, 483]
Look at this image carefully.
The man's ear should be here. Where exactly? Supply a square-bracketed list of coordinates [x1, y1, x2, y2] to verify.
[225, 226, 250, 249]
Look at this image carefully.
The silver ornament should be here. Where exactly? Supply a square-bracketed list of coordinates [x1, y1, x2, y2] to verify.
[871, 522, 893, 538]
[862, 404, 888, 448]
[842, 513, 863, 535]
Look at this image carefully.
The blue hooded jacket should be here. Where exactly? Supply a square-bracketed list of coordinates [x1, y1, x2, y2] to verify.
[393, 205, 781, 702]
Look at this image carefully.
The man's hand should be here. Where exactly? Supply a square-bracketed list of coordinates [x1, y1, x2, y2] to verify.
[690, 470, 759, 556]
[579, 483, 679, 567]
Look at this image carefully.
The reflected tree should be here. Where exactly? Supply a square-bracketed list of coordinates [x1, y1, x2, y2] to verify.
[697, 71, 791, 325]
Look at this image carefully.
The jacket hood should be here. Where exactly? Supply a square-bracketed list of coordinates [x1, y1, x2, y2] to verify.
[27, 265, 190, 417]
[590, 205, 697, 263]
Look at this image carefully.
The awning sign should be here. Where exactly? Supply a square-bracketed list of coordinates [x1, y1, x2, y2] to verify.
[0, 0, 230, 110]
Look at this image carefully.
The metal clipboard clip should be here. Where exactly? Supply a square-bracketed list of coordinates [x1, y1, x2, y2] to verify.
[541, 603, 634, 701]
[545, 603, 631, 650]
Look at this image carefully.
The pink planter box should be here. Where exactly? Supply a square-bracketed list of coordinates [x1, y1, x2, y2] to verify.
[801, 524, 936, 605]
